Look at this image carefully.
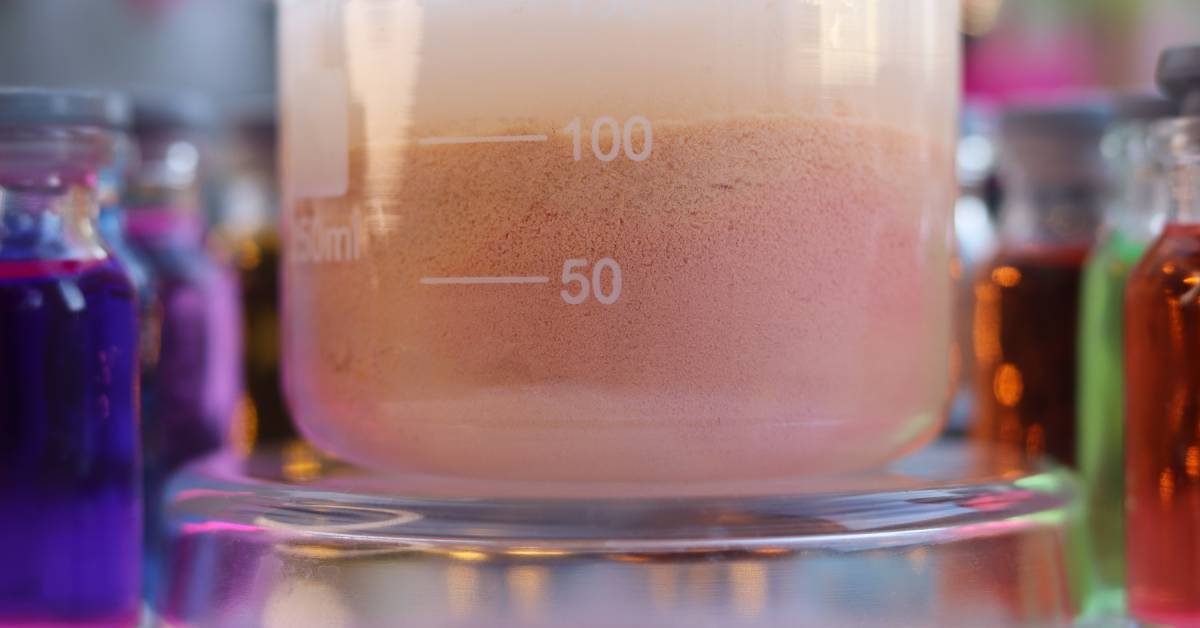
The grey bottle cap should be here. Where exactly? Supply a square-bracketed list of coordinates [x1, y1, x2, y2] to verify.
[1157, 44, 1200, 115]
[999, 102, 1112, 142]
[0, 87, 130, 129]
[1113, 94, 1176, 122]
[132, 92, 218, 134]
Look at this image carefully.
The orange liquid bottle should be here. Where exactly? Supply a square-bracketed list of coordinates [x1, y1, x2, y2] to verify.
[1125, 44, 1200, 626]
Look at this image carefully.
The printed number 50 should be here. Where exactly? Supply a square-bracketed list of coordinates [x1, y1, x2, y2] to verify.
[561, 258, 622, 305]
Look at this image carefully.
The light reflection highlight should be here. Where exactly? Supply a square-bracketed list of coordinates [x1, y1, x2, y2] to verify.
[993, 362, 1023, 407]
[991, 265, 1022, 288]
[506, 565, 548, 621]
[446, 564, 480, 618]
[729, 561, 767, 618]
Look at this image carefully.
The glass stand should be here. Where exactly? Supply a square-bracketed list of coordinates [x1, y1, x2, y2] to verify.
[159, 439, 1079, 627]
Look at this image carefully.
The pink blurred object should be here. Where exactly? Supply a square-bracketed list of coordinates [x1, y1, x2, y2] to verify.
[966, 26, 1101, 106]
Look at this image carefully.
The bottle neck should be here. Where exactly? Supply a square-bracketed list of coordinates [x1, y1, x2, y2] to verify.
[997, 173, 1104, 248]
[1154, 118, 1200, 226]
[995, 131, 1106, 249]
[0, 125, 116, 263]
[1166, 161, 1200, 225]
[1103, 122, 1168, 240]
[0, 181, 107, 263]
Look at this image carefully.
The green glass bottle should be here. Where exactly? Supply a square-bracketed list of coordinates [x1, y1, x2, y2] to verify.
[1076, 99, 1172, 618]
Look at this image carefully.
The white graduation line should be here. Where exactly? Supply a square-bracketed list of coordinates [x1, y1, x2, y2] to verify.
[419, 276, 551, 285]
[416, 134, 549, 146]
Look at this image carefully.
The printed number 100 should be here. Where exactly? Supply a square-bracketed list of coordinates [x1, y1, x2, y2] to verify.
[562, 116, 652, 162]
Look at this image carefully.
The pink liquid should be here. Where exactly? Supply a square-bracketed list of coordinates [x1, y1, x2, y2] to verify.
[0, 258, 106, 280]
[283, 115, 955, 485]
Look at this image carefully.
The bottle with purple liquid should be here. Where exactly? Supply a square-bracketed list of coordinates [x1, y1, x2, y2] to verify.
[124, 95, 241, 569]
[0, 89, 141, 626]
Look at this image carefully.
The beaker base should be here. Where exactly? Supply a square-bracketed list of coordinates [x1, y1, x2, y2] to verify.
[161, 438, 1078, 627]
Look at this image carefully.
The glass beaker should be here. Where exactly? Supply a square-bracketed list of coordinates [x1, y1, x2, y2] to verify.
[279, 0, 960, 483]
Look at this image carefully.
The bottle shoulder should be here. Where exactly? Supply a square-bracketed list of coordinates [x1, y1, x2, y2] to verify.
[1128, 228, 1200, 302]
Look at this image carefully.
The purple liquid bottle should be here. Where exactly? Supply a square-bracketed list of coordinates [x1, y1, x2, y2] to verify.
[124, 95, 241, 599]
[0, 90, 140, 627]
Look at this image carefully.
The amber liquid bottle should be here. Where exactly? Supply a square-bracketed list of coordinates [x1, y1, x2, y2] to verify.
[972, 105, 1108, 468]
[214, 116, 295, 447]
[1126, 115, 1200, 626]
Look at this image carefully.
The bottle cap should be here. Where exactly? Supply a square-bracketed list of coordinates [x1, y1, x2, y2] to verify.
[1113, 94, 1176, 123]
[999, 102, 1112, 141]
[132, 92, 218, 134]
[0, 87, 130, 129]
[1157, 44, 1200, 115]
[997, 101, 1113, 191]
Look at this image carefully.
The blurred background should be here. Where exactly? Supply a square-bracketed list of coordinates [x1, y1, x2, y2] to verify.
[963, 0, 1199, 101]
[2, 0, 1198, 113]
[0, 0, 274, 114]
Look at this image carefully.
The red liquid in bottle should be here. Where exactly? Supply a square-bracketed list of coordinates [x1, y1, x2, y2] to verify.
[972, 245, 1088, 467]
[1126, 224, 1200, 625]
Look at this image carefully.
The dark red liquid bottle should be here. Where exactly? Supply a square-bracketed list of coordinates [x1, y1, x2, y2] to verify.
[1126, 44, 1200, 625]
[973, 245, 1089, 466]
[970, 103, 1109, 468]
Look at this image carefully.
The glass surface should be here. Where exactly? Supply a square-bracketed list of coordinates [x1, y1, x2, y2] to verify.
[162, 440, 1078, 627]
[279, 0, 960, 481]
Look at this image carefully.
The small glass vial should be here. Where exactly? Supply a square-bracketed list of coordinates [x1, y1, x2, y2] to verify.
[1126, 44, 1200, 625]
[0, 89, 141, 626]
[972, 103, 1110, 468]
